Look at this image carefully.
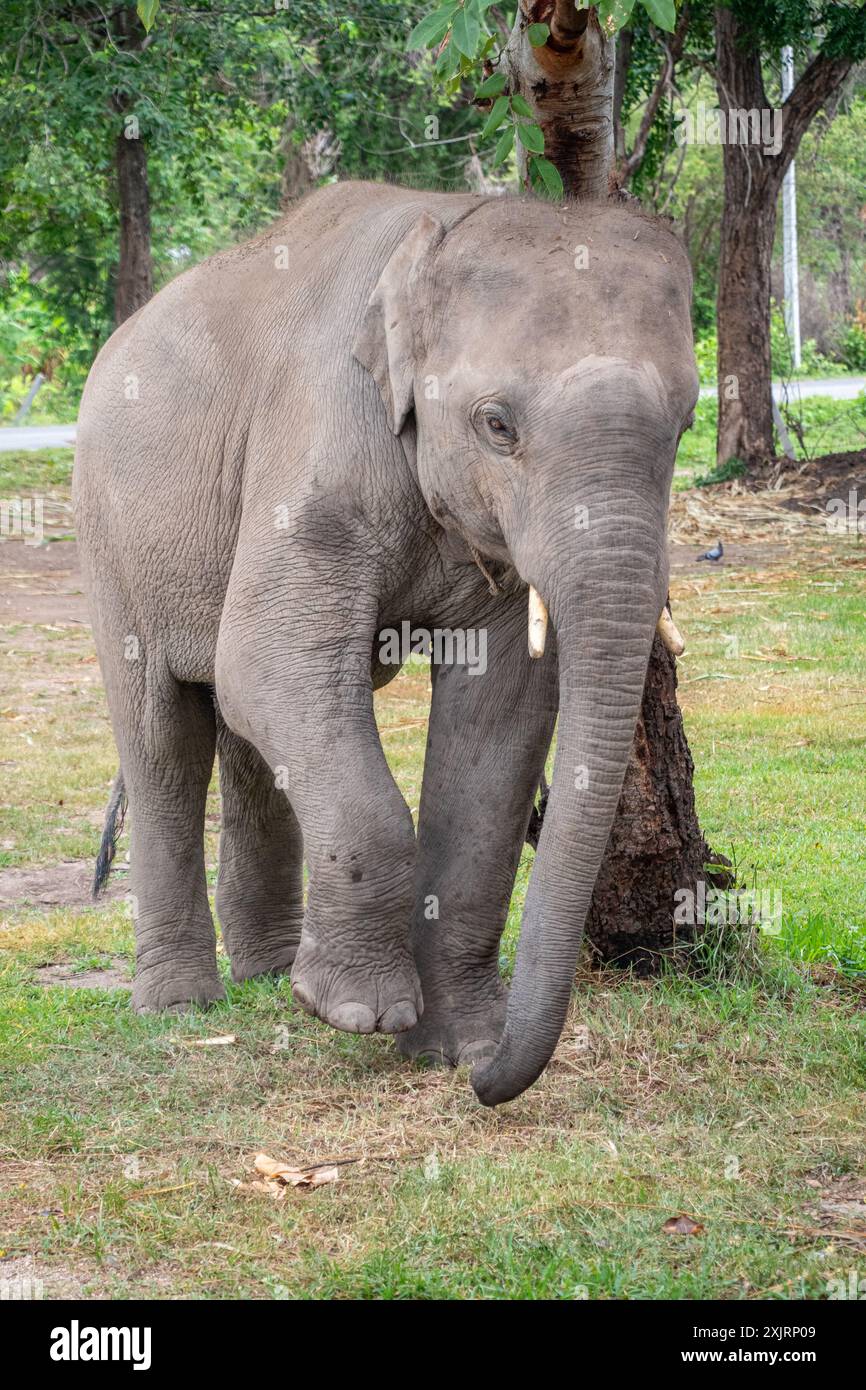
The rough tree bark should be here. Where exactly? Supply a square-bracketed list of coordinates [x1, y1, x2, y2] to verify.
[513, 1, 719, 964]
[714, 6, 856, 469]
[112, 6, 153, 327]
[114, 125, 153, 326]
[280, 118, 315, 208]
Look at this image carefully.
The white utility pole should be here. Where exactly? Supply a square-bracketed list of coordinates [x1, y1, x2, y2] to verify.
[781, 46, 802, 369]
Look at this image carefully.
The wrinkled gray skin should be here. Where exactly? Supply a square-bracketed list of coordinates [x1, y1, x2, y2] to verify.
[74, 182, 697, 1106]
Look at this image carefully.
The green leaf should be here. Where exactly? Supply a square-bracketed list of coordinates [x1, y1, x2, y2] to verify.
[452, 6, 481, 58]
[517, 121, 545, 154]
[527, 23, 550, 47]
[597, 0, 636, 33]
[510, 93, 534, 119]
[492, 125, 515, 167]
[434, 34, 462, 78]
[136, 0, 160, 31]
[480, 94, 510, 141]
[406, 6, 458, 51]
[640, 0, 676, 33]
[476, 72, 507, 98]
[530, 156, 564, 200]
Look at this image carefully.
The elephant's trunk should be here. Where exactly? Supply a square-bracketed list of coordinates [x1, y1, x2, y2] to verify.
[472, 523, 665, 1107]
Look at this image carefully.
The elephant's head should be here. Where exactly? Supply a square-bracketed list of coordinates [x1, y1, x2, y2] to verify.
[353, 196, 698, 1105]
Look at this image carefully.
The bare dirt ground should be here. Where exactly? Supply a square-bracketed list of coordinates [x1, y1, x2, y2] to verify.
[1, 537, 103, 916]
[0, 538, 87, 626]
[0, 859, 127, 911]
[32, 959, 131, 990]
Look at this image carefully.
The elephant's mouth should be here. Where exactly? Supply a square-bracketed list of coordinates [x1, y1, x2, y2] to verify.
[525, 586, 685, 660]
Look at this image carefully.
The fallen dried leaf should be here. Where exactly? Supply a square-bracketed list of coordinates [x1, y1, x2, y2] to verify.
[254, 1152, 339, 1187]
[231, 1178, 285, 1200]
[662, 1213, 704, 1236]
[229, 1152, 341, 1199]
[185, 1034, 236, 1047]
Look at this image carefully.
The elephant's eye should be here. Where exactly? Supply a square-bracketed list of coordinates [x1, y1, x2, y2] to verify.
[474, 401, 517, 450]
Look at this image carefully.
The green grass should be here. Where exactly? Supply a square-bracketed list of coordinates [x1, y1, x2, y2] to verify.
[1, 928, 864, 1299]
[673, 549, 866, 975]
[0, 448, 74, 495]
[1, 461, 865, 1299]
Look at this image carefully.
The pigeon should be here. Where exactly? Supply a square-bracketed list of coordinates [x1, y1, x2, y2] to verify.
[697, 539, 724, 563]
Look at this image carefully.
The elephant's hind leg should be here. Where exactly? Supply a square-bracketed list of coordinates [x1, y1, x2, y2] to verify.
[121, 678, 225, 1013]
[214, 715, 304, 982]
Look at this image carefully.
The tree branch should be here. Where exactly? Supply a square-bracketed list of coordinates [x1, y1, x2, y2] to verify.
[777, 50, 856, 178]
[621, 5, 691, 183]
[613, 24, 632, 160]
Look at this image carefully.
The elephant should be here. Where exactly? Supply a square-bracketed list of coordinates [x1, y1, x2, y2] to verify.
[73, 180, 698, 1106]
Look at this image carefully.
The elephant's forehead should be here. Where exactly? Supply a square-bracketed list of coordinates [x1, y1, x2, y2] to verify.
[439, 353, 674, 409]
[441, 202, 689, 295]
[435, 227, 691, 361]
[431, 283, 692, 381]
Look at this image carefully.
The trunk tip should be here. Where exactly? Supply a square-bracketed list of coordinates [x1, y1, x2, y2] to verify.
[470, 1059, 507, 1108]
[470, 1052, 545, 1108]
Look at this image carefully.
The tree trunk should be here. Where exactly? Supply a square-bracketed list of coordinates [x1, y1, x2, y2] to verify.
[714, 5, 855, 469]
[111, 5, 152, 328]
[114, 126, 153, 326]
[504, 2, 615, 197]
[714, 7, 777, 466]
[584, 634, 721, 967]
[715, 175, 777, 467]
[280, 118, 315, 209]
[511, 2, 718, 965]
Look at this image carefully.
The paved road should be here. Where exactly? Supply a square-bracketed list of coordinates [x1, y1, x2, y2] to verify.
[1, 423, 78, 452]
[2, 376, 864, 452]
[699, 375, 865, 402]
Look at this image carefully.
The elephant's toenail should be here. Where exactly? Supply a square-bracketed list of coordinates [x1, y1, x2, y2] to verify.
[379, 1000, 418, 1033]
[456, 1039, 498, 1066]
[329, 1002, 377, 1033]
[416, 1048, 451, 1070]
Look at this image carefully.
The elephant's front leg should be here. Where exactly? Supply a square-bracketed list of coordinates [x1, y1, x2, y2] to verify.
[398, 596, 557, 1067]
[216, 572, 420, 1035]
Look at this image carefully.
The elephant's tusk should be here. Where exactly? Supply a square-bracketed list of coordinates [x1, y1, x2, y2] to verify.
[528, 586, 548, 659]
[657, 605, 685, 656]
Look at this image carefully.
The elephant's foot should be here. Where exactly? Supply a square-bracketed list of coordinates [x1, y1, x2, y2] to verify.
[228, 939, 299, 984]
[217, 910, 303, 984]
[290, 929, 422, 1035]
[215, 853, 304, 984]
[395, 991, 507, 1069]
[132, 959, 226, 1013]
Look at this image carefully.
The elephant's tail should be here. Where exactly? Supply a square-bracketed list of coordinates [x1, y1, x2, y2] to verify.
[93, 770, 127, 898]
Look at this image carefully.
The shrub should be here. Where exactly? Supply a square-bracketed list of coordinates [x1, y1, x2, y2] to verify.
[839, 319, 866, 372]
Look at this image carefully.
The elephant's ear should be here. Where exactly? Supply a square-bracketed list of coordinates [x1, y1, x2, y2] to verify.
[352, 212, 445, 436]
